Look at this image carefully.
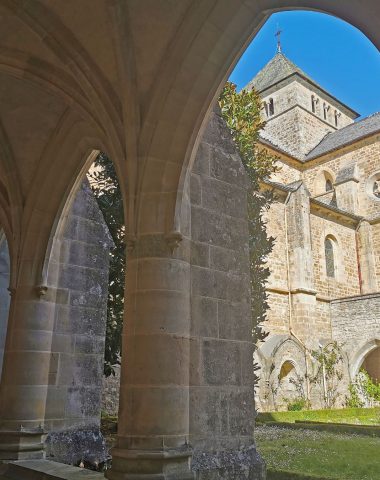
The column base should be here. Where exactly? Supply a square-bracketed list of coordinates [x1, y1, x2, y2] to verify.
[191, 445, 266, 480]
[106, 445, 195, 480]
[0, 428, 45, 460]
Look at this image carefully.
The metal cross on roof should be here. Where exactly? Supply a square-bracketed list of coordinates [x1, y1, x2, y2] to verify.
[275, 29, 282, 53]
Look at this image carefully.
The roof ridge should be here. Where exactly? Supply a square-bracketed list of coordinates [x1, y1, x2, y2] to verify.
[305, 112, 380, 160]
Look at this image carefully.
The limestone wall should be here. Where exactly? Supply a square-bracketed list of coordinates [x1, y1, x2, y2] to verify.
[189, 109, 265, 477]
[331, 293, 380, 377]
[0, 236, 10, 381]
[271, 160, 301, 186]
[371, 222, 380, 281]
[264, 200, 288, 292]
[310, 213, 360, 299]
[44, 180, 112, 431]
[102, 365, 120, 416]
[303, 135, 380, 217]
[261, 79, 355, 158]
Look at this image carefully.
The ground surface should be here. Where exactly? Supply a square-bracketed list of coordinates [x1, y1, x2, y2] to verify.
[256, 425, 380, 479]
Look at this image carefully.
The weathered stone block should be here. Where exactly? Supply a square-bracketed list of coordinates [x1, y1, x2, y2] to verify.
[202, 340, 241, 386]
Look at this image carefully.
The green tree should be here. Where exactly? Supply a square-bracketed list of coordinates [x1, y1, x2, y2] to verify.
[88, 153, 125, 376]
[219, 82, 277, 387]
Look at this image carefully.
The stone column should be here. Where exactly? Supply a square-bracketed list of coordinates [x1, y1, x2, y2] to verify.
[0, 282, 52, 459]
[287, 183, 317, 342]
[107, 233, 194, 480]
[357, 221, 378, 294]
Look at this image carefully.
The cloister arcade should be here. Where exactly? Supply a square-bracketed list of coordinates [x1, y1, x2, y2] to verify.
[0, 2, 379, 479]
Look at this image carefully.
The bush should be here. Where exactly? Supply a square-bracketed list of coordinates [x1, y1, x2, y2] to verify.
[285, 398, 308, 411]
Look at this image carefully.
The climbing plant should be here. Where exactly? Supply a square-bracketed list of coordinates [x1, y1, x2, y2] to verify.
[310, 341, 344, 409]
[219, 81, 277, 389]
[347, 369, 380, 408]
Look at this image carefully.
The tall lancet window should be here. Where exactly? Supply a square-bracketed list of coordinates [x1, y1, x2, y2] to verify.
[325, 237, 335, 278]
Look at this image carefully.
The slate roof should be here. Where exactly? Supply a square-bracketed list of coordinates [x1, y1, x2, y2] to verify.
[245, 52, 324, 93]
[305, 112, 380, 160]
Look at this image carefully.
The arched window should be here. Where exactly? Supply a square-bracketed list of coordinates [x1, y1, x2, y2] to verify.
[268, 98, 274, 116]
[325, 237, 336, 278]
[325, 178, 333, 192]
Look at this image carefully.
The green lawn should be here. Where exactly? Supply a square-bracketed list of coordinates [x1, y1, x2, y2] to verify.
[257, 407, 380, 425]
[256, 425, 380, 480]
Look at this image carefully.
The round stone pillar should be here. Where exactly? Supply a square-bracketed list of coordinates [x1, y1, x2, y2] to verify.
[107, 233, 194, 480]
[0, 284, 51, 459]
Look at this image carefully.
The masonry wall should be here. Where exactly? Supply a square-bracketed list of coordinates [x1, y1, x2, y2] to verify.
[43, 180, 112, 431]
[271, 160, 301, 185]
[0, 236, 10, 381]
[189, 109, 264, 478]
[331, 293, 380, 377]
[371, 222, 380, 282]
[310, 213, 360, 299]
[303, 135, 380, 216]
[261, 80, 354, 158]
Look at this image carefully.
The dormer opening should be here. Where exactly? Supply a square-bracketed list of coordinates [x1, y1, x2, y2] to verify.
[325, 178, 333, 192]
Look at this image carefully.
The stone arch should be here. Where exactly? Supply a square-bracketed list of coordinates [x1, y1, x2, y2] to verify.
[314, 168, 336, 195]
[166, 2, 380, 237]
[350, 338, 380, 378]
[256, 335, 307, 410]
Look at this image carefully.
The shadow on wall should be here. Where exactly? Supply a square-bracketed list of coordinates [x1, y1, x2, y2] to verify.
[0, 233, 10, 382]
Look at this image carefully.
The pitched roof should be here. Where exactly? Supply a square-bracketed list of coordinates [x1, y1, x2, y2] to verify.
[245, 52, 322, 93]
[245, 52, 358, 119]
[305, 112, 380, 160]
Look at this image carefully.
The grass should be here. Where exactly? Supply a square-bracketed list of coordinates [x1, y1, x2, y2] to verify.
[256, 425, 380, 480]
[257, 407, 380, 425]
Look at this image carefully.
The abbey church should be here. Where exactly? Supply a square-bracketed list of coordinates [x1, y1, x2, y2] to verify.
[249, 51, 380, 410]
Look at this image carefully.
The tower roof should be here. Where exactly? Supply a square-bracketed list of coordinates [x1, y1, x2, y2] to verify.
[245, 52, 317, 93]
[245, 52, 359, 119]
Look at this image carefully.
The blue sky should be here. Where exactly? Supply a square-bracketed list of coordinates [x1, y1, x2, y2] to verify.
[229, 11, 380, 119]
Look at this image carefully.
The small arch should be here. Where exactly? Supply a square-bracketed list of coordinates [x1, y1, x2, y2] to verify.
[279, 360, 296, 381]
[350, 339, 380, 378]
[361, 346, 380, 382]
[325, 235, 337, 278]
[314, 169, 335, 195]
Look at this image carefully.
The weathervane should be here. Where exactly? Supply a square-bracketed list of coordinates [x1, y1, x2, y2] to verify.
[275, 28, 282, 53]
